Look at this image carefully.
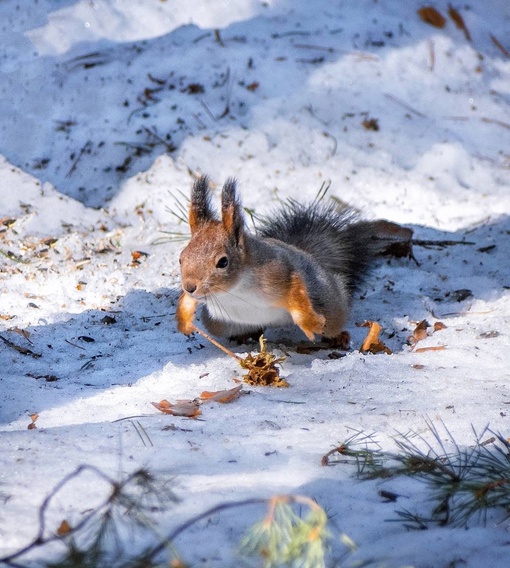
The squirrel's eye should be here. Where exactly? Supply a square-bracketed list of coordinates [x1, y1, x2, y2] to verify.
[216, 256, 229, 269]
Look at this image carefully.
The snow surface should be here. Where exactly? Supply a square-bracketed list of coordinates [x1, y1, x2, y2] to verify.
[1, 1, 510, 566]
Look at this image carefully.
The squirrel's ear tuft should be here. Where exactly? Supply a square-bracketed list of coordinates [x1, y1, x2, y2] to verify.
[189, 175, 214, 233]
[221, 178, 244, 245]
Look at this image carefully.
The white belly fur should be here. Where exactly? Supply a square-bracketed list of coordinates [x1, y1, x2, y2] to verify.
[204, 274, 292, 327]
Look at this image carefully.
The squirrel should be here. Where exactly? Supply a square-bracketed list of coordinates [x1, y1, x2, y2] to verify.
[176, 176, 401, 342]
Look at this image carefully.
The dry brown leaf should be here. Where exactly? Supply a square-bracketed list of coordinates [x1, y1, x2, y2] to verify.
[448, 5, 471, 41]
[151, 399, 201, 418]
[434, 321, 447, 332]
[9, 327, 31, 341]
[246, 81, 260, 92]
[131, 250, 149, 266]
[41, 237, 59, 248]
[1, 217, 17, 228]
[359, 321, 392, 355]
[57, 519, 72, 536]
[241, 336, 288, 387]
[413, 320, 429, 344]
[28, 413, 38, 430]
[200, 385, 243, 403]
[418, 7, 446, 28]
[362, 117, 379, 131]
[414, 345, 447, 353]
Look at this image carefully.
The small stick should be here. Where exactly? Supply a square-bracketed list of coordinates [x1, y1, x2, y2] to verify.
[191, 324, 243, 362]
[428, 39, 435, 72]
[384, 93, 426, 118]
[65, 338, 86, 350]
[490, 34, 510, 59]
[142, 126, 176, 152]
[66, 141, 92, 178]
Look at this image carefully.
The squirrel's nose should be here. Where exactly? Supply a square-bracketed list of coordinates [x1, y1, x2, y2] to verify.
[184, 282, 197, 294]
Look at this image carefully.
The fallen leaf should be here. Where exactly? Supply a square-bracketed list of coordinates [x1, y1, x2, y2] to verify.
[448, 5, 471, 41]
[28, 413, 38, 430]
[359, 321, 392, 355]
[246, 81, 260, 92]
[1, 217, 17, 227]
[183, 83, 205, 94]
[57, 519, 72, 536]
[41, 237, 58, 248]
[131, 250, 149, 264]
[413, 320, 429, 344]
[8, 327, 31, 341]
[433, 321, 447, 332]
[362, 117, 379, 131]
[151, 399, 201, 418]
[418, 6, 446, 28]
[200, 385, 243, 403]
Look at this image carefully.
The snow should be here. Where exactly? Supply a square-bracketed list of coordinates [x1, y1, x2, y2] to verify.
[1, 1, 510, 566]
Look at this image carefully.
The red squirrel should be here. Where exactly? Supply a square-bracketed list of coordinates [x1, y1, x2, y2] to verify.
[177, 176, 395, 342]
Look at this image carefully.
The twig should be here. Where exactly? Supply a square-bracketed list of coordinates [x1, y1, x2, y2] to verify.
[193, 32, 212, 44]
[413, 239, 475, 248]
[271, 31, 311, 39]
[294, 43, 335, 53]
[0, 248, 30, 264]
[66, 140, 92, 178]
[199, 100, 217, 122]
[0, 465, 116, 564]
[64, 338, 86, 350]
[142, 126, 176, 152]
[214, 29, 225, 47]
[428, 39, 435, 72]
[490, 34, 510, 59]
[145, 493, 322, 562]
[480, 116, 510, 130]
[384, 93, 426, 118]
[191, 324, 243, 362]
[0, 335, 41, 358]
[131, 420, 153, 447]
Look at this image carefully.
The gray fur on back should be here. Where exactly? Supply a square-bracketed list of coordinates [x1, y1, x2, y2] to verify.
[257, 200, 381, 294]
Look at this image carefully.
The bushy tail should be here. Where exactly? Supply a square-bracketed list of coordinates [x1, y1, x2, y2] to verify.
[258, 200, 384, 294]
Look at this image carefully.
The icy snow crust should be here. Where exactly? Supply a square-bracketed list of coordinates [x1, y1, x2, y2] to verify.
[0, 1, 510, 566]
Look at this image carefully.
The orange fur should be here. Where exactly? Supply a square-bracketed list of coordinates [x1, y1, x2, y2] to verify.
[282, 273, 326, 340]
[176, 292, 198, 335]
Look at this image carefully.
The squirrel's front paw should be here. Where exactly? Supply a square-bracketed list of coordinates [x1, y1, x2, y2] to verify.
[176, 293, 198, 335]
[286, 273, 326, 341]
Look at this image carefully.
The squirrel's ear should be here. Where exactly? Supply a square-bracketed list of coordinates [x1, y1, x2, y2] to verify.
[221, 178, 244, 245]
[189, 176, 214, 233]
